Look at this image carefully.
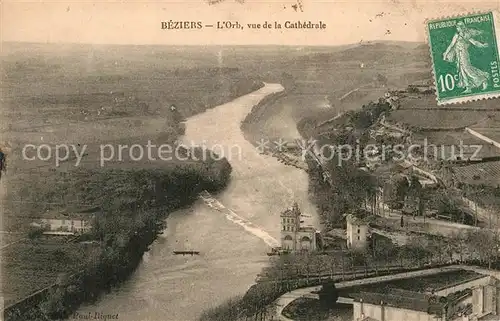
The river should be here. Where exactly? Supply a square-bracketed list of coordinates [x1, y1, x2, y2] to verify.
[76, 83, 321, 321]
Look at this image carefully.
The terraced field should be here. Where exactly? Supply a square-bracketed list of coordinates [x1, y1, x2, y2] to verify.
[386, 109, 499, 129]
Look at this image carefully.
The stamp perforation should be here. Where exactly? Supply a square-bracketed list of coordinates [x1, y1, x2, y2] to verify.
[425, 10, 500, 105]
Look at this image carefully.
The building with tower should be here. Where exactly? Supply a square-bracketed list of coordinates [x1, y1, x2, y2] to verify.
[346, 213, 370, 250]
[280, 202, 317, 252]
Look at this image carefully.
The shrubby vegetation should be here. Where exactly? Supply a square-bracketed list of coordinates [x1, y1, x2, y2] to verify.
[460, 184, 500, 211]
[5, 156, 232, 321]
[200, 225, 500, 321]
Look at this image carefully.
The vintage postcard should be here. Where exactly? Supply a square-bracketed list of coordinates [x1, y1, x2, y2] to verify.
[1, 1, 500, 321]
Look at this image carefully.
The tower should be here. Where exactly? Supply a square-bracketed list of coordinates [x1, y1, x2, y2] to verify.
[280, 202, 316, 252]
[280, 202, 300, 251]
[346, 214, 369, 250]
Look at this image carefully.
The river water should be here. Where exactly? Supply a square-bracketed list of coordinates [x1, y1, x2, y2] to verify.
[76, 83, 320, 321]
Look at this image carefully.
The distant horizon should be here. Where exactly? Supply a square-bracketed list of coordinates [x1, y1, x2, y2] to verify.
[1, 39, 426, 47]
[3, 1, 498, 46]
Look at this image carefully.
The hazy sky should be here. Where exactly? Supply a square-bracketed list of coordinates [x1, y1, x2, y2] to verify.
[2, 0, 499, 45]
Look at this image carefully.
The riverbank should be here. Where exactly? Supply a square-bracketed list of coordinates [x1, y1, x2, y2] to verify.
[60, 82, 316, 321]
[4, 154, 231, 321]
[3, 155, 232, 321]
[240, 90, 288, 144]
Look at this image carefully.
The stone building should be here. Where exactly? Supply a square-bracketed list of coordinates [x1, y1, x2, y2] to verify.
[30, 212, 94, 235]
[346, 213, 370, 250]
[280, 202, 317, 252]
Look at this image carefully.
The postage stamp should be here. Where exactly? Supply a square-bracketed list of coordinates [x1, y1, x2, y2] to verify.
[427, 11, 500, 104]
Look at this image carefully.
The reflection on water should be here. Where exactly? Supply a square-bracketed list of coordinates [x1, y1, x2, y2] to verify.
[77, 84, 322, 321]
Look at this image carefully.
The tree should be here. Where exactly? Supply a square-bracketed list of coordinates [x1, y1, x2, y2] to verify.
[28, 226, 45, 240]
[39, 286, 68, 319]
[318, 280, 339, 308]
[53, 249, 68, 263]
[407, 175, 423, 218]
[376, 73, 388, 87]
[466, 229, 498, 268]
[350, 110, 373, 129]
[357, 172, 378, 214]
[371, 233, 398, 267]
[384, 174, 409, 209]
[449, 231, 467, 262]
[281, 72, 296, 90]
[199, 296, 244, 321]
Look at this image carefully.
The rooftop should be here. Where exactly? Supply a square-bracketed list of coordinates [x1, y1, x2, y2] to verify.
[281, 203, 301, 218]
[37, 207, 100, 221]
[298, 226, 316, 232]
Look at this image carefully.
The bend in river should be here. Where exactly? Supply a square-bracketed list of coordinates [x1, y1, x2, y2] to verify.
[76, 83, 320, 321]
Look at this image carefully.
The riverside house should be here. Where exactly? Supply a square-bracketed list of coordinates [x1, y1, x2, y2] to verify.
[30, 208, 98, 235]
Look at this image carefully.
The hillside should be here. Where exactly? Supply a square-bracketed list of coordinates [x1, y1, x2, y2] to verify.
[241, 42, 434, 143]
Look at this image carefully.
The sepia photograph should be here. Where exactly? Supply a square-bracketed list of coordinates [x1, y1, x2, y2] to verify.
[1, 1, 500, 320]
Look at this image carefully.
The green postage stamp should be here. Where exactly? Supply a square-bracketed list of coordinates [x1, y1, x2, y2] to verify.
[427, 12, 500, 105]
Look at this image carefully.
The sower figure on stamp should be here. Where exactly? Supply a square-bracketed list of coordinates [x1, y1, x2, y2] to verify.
[443, 21, 490, 94]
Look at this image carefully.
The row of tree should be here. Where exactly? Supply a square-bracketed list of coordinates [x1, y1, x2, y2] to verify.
[6, 156, 233, 321]
[199, 224, 500, 321]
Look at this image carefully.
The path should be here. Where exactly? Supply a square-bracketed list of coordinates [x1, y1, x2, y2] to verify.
[374, 201, 480, 231]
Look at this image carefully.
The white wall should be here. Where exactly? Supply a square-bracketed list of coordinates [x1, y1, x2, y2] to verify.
[42, 219, 91, 233]
[347, 222, 368, 249]
[353, 302, 441, 321]
[280, 230, 316, 251]
[435, 276, 491, 296]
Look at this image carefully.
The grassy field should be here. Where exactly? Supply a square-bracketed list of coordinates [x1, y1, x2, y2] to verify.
[1, 43, 260, 308]
[241, 42, 433, 143]
[398, 94, 500, 111]
[1, 42, 269, 222]
[1, 43, 267, 160]
[2, 238, 100, 307]
[386, 109, 499, 129]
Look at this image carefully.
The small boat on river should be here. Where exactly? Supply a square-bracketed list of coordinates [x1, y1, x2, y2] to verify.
[173, 250, 200, 256]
